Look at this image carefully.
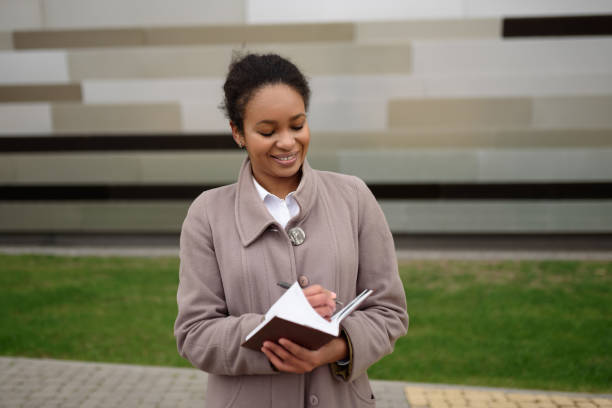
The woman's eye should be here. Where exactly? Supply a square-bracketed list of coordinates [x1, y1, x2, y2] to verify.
[292, 125, 304, 131]
[259, 131, 274, 137]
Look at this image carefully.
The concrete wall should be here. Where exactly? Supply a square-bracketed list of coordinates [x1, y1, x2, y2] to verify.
[1, 0, 612, 236]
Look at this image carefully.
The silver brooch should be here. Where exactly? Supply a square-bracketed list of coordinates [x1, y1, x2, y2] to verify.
[288, 227, 306, 246]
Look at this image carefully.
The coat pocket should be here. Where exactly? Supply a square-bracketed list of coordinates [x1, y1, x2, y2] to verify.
[349, 374, 376, 405]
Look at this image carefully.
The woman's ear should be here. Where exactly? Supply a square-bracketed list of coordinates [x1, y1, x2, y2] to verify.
[230, 121, 245, 148]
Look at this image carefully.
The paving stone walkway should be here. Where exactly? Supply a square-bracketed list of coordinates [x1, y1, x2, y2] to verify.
[1, 357, 610, 408]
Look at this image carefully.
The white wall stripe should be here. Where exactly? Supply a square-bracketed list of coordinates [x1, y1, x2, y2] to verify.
[246, 0, 464, 24]
[0, 50, 69, 84]
[412, 38, 612, 76]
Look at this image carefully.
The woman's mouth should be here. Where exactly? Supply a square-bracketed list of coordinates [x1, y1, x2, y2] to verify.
[271, 153, 298, 166]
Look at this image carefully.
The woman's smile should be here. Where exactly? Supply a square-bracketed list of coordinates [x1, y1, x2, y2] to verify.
[270, 152, 298, 165]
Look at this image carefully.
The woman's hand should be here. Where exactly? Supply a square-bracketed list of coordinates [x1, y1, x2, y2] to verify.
[303, 284, 337, 319]
[261, 336, 347, 374]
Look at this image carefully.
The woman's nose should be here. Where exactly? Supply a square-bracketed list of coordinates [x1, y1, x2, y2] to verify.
[276, 129, 295, 150]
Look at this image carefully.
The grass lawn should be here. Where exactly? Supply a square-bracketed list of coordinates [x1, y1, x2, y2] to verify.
[0, 255, 610, 392]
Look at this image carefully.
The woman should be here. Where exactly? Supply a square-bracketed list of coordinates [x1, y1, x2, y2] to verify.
[174, 53, 408, 407]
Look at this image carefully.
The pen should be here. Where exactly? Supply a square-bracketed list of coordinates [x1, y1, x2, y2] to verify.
[277, 281, 343, 306]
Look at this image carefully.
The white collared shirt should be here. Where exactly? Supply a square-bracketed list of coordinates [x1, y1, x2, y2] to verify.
[253, 178, 300, 229]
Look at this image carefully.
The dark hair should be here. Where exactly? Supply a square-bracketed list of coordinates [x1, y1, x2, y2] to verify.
[221, 53, 311, 134]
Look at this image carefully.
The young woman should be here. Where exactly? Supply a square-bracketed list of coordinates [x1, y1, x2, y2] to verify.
[174, 53, 408, 408]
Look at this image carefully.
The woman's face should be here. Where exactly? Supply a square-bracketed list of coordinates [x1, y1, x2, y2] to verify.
[232, 83, 310, 195]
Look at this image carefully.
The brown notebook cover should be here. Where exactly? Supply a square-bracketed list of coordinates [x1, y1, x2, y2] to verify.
[241, 283, 373, 352]
[241, 316, 337, 351]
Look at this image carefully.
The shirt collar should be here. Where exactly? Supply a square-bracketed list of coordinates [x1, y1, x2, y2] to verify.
[235, 157, 317, 247]
[252, 176, 296, 203]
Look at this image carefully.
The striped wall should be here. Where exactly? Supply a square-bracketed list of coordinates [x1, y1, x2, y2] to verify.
[1, 1, 612, 239]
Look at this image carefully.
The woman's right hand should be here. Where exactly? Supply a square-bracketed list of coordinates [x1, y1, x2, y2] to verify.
[303, 284, 337, 319]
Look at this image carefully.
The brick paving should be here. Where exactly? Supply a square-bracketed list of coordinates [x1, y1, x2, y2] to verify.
[404, 384, 612, 408]
[1, 357, 610, 408]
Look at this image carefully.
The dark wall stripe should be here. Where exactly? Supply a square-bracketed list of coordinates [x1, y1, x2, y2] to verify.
[503, 15, 612, 38]
[2, 183, 611, 201]
[393, 233, 612, 251]
[0, 134, 235, 152]
[4, 232, 612, 250]
[369, 183, 612, 200]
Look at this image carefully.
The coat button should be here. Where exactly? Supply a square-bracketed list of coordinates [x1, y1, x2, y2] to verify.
[309, 394, 319, 406]
[298, 275, 309, 288]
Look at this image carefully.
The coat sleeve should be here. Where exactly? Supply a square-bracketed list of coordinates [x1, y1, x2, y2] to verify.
[174, 194, 277, 376]
[339, 177, 409, 382]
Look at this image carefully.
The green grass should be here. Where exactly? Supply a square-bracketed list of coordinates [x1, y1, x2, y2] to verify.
[0, 255, 187, 367]
[0, 255, 610, 392]
[369, 260, 612, 392]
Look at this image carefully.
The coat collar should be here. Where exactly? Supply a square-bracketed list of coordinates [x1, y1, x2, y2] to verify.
[235, 157, 318, 247]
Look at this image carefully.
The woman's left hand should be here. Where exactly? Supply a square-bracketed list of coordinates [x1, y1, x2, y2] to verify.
[261, 337, 347, 374]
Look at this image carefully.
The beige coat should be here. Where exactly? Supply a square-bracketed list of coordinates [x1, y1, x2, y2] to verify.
[174, 158, 408, 408]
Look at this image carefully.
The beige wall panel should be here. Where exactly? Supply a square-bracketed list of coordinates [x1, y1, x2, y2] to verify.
[380, 200, 612, 233]
[533, 96, 612, 129]
[306, 153, 340, 173]
[388, 97, 532, 128]
[0, 152, 245, 184]
[82, 79, 224, 103]
[181, 102, 230, 133]
[51, 103, 181, 133]
[0, 103, 52, 134]
[0, 202, 188, 232]
[262, 44, 412, 75]
[338, 150, 479, 183]
[0, 153, 142, 184]
[309, 129, 612, 151]
[478, 148, 612, 182]
[5, 147, 612, 185]
[308, 100, 387, 132]
[0, 50, 69, 84]
[42, 0, 245, 29]
[493, 129, 612, 148]
[2, 200, 611, 234]
[146, 23, 353, 46]
[68, 46, 232, 80]
[0, 84, 81, 102]
[14, 28, 144, 49]
[137, 152, 243, 184]
[68, 44, 412, 80]
[337, 148, 612, 183]
[0, 31, 12, 49]
[412, 38, 612, 76]
[356, 19, 500, 43]
[423, 74, 612, 98]
[0, 0, 41, 30]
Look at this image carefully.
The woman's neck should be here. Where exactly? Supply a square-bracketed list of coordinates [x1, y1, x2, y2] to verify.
[253, 172, 301, 199]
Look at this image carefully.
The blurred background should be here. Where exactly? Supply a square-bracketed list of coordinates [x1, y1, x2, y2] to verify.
[1, 0, 612, 251]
